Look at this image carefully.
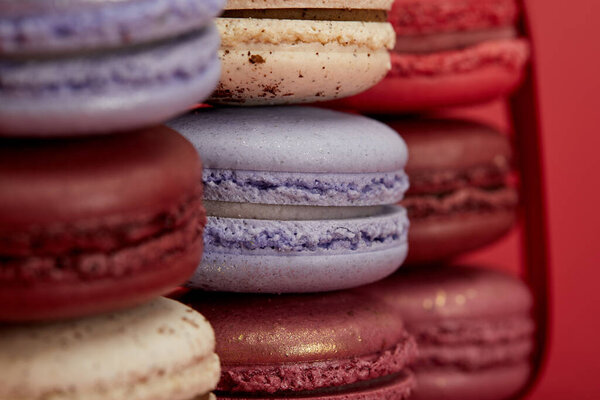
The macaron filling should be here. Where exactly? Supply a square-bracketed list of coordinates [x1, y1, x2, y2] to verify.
[221, 9, 388, 22]
[203, 169, 409, 207]
[0, 188, 204, 283]
[218, 336, 417, 394]
[393, 26, 517, 54]
[204, 206, 408, 255]
[0, 27, 219, 97]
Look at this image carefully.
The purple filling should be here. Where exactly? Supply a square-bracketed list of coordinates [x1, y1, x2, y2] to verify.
[203, 169, 410, 207]
[0, 25, 219, 98]
[204, 207, 408, 255]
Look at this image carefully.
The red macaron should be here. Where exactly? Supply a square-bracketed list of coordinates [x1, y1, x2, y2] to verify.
[387, 117, 518, 264]
[0, 127, 206, 321]
[181, 290, 418, 400]
[357, 265, 535, 400]
[328, 0, 529, 112]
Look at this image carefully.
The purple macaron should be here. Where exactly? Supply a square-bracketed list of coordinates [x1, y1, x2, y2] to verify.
[357, 265, 535, 400]
[168, 106, 410, 293]
[0, 0, 224, 136]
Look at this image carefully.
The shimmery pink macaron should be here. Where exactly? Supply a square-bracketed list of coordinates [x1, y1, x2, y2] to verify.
[180, 290, 418, 399]
[357, 265, 535, 400]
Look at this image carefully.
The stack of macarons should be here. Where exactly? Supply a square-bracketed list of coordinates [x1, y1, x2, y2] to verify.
[2, 0, 537, 399]
[0, 0, 225, 398]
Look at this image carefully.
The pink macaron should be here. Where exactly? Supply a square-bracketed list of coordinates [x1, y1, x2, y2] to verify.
[327, 0, 530, 112]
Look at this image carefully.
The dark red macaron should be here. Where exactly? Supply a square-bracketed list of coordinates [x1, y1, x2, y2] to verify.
[181, 290, 418, 400]
[327, 0, 529, 112]
[356, 265, 535, 400]
[0, 127, 206, 321]
[386, 118, 517, 264]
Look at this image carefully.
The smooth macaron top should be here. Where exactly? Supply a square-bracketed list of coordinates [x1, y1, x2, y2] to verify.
[0, 0, 225, 55]
[0, 297, 219, 400]
[358, 266, 532, 323]
[388, 118, 511, 173]
[168, 107, 408, 174]
[183, 290, 410, 364]
[225, 0, 394, 10]
[0, 126, 200, 230]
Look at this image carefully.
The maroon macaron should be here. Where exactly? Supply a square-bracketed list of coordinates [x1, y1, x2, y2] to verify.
[357, 265, 535, 400]
[0, 127, 206, 321]
[386, 118, 517, 264]
[181, 290, 418, 400]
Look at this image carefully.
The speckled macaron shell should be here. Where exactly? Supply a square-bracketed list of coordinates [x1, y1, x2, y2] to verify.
[356, 266, 534, 400]
[168, 106, 409, 206]
[208, 0, 395, 105]
[0, 298, 220, 400]
[0, 0, 226, 55]
[0, 25, 221, 136]
[181, 290, 417, 399]
[168, 106, 409, 293]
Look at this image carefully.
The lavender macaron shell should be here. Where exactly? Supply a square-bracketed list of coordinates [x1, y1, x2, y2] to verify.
[0, 0, 226, 55]
[188, 207, 409, 293]
[168, 107, 409, 174]
[0, 25, 220, 136]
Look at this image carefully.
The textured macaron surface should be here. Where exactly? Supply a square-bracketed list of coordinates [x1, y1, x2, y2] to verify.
[0, 298, 220, 400]
[387, 118, 517, 215]
[357, 266, 534, 370]
[169, 106, 409, 206]
[224, 0, 395, 10]
[389, 0, 519, 35]
[183, 290, 417, 395]
[0, 127, 206, 321]
[0, 0, 226, 55]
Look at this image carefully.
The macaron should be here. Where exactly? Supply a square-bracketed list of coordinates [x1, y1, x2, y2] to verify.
[208, 0, 396, 105]
[0, 0, 224, 136]
[0, 297, 220, 400]
[357, 265, 535, 400]
[0, 127, 206, 321]
[388, 118, 517, 264]
[327, 0, 529, 112]
[168, 106, 410, 293]
[180, 290, 417, 399]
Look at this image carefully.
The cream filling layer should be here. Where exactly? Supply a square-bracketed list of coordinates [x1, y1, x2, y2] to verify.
[218, 18, 395, 50]
[394, 26, 517, 54]
[205, 200, 386, 220]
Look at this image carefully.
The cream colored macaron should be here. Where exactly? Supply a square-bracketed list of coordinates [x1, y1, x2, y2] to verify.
[0, 298, 220, 400]
[209, 0, 396, 105]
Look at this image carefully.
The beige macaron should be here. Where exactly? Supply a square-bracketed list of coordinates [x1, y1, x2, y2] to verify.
[209, 0, 395, 105]
[0, 298, 220, 400]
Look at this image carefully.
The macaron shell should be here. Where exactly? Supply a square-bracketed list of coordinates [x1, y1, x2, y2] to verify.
[192, 242, 407, 292]
[0, 236, 203, 321]
[225, 0, 394, 9]
[0, 26, 221, 136]
[168, 106, 408, 174]
[192, 206, 408, 293]
[0, 298, 220, 400]
[0, 0, 225, 55]
[184, 289, 412, 364]
[327, 39, 528, 112]
[413, 363, 531, 400]
[406, 208, 516, 265]
[216, 371, 415, 400]
[209, 18, 394, 105]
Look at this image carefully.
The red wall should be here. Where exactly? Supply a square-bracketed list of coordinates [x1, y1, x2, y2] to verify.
[504, 0, 600, 397]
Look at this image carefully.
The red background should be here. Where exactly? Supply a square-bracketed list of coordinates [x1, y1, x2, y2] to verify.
[455, 0, 600, 397]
